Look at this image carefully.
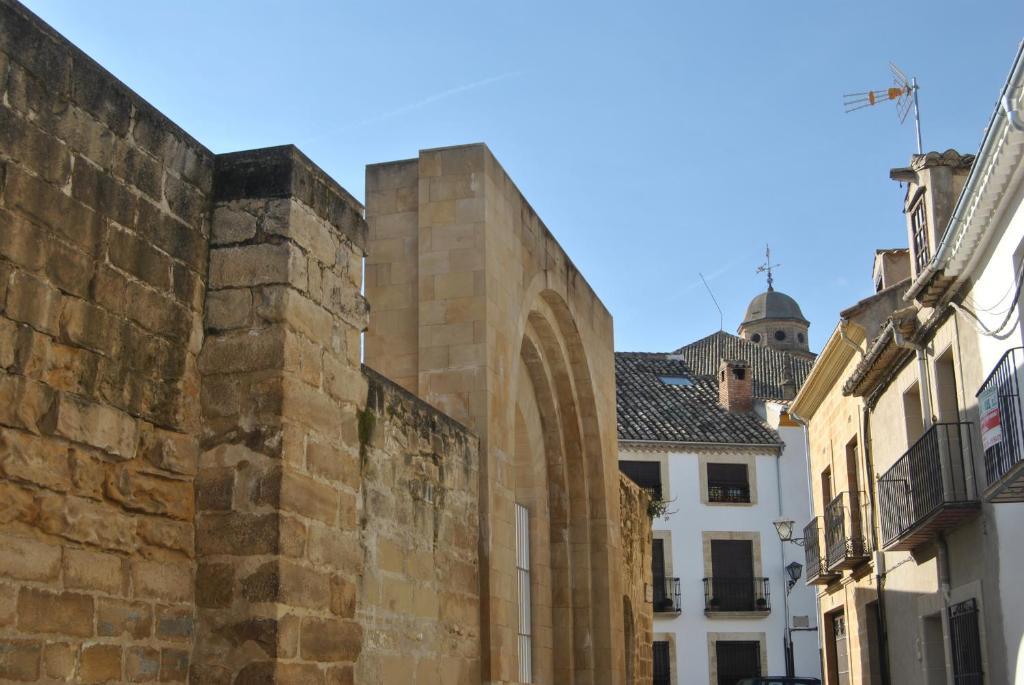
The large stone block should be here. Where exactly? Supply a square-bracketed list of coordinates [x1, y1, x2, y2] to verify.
[79, 643, 121, 683]
[0, 639, 41, 681]
[0, 533, 60, 582]
[16, 588, 94, 637]
[0, 373, 54, 434]
[208, 242, 306, 290]
[5, 269, 61, 335]
[64, 546, 125, 595]
[299, 617, 362, 662]
[105, 465, 193, 521]
[37, 493, 136, 552]
[42, 392, 139, 460]
[131, 558, 192, 602]
[97, 598, 153, 639]
[0, 427, 71, 492]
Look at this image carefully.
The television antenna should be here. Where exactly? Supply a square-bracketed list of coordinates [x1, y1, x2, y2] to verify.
[756, 245, 780, 292]
[843, 62, 922, 153]
[698, 273, 723, 331]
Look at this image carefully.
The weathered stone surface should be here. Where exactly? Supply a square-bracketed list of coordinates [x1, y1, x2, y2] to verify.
[0, 429, 70, 492]
[204, 288, 251, 331]
[208, 242, 306, 290]
[0, 639, 41, 681]
[105, 466, 193, 521]
[300, 618, 362, 662]
[156, 606, 193, 642]
[0, 534, 60, 583]
[137, 516, 194, 556]
[131, 559, 192, 602]
[159, 648, 189, 683]
[196, 512, 278, 556]
[79, 643, 121, 683]
[63, 547, 125, 594]
[42, 642, 77, 680]
[42, 393, 139, 460]
[0, 373, 55, 435]
[195, 563, 233, 609]
[5, 270, 62, 336]
[37, 494, 136, 552]
[17, 589, 93, 637]
[126, 646, 160, 683]
[97, 598, 152, 639]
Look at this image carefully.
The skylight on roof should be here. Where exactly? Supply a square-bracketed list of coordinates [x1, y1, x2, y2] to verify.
[658, 375, 693, 387]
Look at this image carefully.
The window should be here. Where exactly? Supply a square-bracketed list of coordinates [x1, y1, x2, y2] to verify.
[620, 460, 662, 500]
[658, 375, 693, 387]
[798, 332, 805, 343]
[515, 503, 532, 683]
[949, 598, 983, 685]
[707, 463, 750, 503]
[774, 330, 786, 341]
[751, 333, 762, 343]
[715, 640, 761, 685]
[707, 539, 769, 612]
[911, 198, 930, 273]
[652, 539, 681, 613]
[653, 641, 671, 685]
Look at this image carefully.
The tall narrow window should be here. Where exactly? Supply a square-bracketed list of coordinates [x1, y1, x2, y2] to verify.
[911, 198, 930, 273]
[949, 598, 984, 685]
[515, 503, 532, 683]
[653, 640, 671, 685]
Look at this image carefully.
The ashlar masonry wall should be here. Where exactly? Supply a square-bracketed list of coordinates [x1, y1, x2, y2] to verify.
[0, 1, 211, 681]
[0, 2, 482, 684]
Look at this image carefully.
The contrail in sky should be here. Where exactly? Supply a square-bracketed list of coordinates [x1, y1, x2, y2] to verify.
[305, 71, 523, 141]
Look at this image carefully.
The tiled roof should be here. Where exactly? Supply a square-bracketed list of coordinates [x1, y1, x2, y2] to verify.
[615, 352, 780, 446]
[672, 331, 815, 400]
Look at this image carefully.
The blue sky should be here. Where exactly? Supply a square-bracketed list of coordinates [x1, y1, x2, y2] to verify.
[24, 1, 1024, 352]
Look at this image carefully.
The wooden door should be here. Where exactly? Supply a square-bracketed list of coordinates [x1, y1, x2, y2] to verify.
[711, 539, 753, 611]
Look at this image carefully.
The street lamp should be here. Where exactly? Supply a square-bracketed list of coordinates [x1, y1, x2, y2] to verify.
[786, 561, 803, 593]
[772, 518, 804, 546]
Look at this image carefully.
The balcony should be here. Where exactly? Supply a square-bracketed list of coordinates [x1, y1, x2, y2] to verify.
[803, 517, 839, 585]
[708, 479, 751, 504]
[702, 577, 770, 615]
[824, 491, 870, 571]
[977, 348, 1024, 502]
[878, 422, 981, 551]
[653, 577, 681, 614]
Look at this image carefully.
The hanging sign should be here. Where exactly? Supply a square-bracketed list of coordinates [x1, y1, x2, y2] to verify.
[980, 385, 1002, 450]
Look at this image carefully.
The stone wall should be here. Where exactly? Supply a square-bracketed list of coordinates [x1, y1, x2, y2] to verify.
[618, 476, 653, 685]
[0, 2, 483, 683]
[0, 1, 210, 681]
[356, 368, 480, 684]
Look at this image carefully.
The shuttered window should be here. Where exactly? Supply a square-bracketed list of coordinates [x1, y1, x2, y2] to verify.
[516, 503, 532, 683]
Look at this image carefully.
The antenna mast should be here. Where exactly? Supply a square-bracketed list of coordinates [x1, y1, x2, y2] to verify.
[698, 273, 723, 332]
[843, 63, 922, 153]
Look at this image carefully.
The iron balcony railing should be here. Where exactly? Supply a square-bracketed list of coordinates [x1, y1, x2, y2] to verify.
[877, 422, 979, 549]
[708, 479, 751, 503]
[653, 577, 681, 613]
[976, 347, 1024, 499]
[824, 491, 870, 570]
[702, 577, 770, 613]
[803, 517, 838, 584]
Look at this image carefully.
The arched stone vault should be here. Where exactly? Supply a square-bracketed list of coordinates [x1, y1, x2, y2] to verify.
[365, 143, 639, 684]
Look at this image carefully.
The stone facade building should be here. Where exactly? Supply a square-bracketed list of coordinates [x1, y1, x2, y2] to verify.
[0, 2, 652, 683]
[790, 43, 1024, 685]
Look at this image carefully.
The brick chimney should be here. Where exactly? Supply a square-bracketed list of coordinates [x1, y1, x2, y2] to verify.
[719, 359, 753, 413]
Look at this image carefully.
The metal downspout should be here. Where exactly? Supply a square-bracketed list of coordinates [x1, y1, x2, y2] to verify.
[862, 407, 892, 685]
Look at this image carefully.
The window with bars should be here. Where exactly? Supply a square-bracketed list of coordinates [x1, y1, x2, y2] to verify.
[949, 598, 983, 685]
[515, 503, 532, 683]
[707, 462, 750, 503]
[653, 640, 671, 685]
[619, 460, 662, 500]
[911, 198, 930, 274]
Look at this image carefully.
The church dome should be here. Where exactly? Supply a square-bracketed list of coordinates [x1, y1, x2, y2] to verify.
[741, 289, 808, 326]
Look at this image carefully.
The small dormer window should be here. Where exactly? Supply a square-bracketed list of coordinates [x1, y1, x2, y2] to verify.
[911, 198, 930, 273]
